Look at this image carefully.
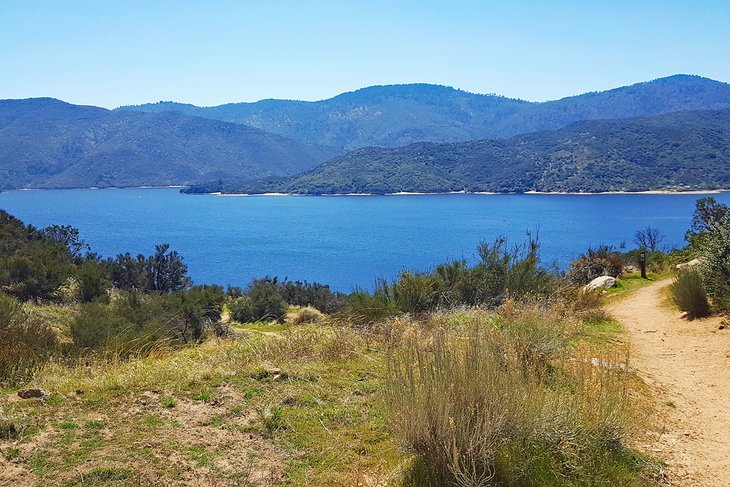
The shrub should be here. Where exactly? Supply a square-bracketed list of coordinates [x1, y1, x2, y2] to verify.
[344, 280, 398, 327]
[385, 310, 634, 485]
[107, 244, 192, 293]
[167, 285, 226, 342]
[669, 270, 711, 320]
[76, 261, 109, 302]
[286, 306, 325, 325]
[0, 293, 58, 386]
[567, 245, 623, 285]
[0, 211, 76, 301]
[278, 279, 347, 314]
[392, 271, 440, 314]
[70, 291, 210, 355]
[229, 296, 256, 323]
[696, 222, 730, 314]
[345, 235, 557, 325]
[229, 278, 288, 323]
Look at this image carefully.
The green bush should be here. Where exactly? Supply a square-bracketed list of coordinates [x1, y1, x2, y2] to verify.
[669, 270, 711, 320]
[71, 301, 132, 350]
[278, 279, 347, 314]
[245, 278, 288, 322]
[392, 271, 439, 314]
[76, 261, 109, 302]
[696, 222, 730, 313]
[344, 235, 556, 325]
[0, 211, 77, 301]
[229, 296, 256, 323]
[344, 280, 398, 327]
[70, 288, 223, 355]
[229, 278, 287, 323]
[686, 198, 730, 313]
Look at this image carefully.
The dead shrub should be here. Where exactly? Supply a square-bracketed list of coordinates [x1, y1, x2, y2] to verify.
[285, 306, 325, 325]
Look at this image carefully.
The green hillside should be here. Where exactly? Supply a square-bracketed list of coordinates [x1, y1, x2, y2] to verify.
[0, 98, 339, 190]
[204, 108, 730, 195]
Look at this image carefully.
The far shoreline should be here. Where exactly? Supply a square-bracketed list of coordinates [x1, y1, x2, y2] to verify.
[209, 189, 729, 197]
[4, 186, 727, 196]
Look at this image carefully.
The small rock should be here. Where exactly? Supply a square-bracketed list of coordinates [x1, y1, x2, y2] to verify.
[18, 388, 50, 399]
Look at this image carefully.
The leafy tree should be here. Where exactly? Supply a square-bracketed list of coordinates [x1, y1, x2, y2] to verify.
[686, 197, 730, 246]
[689, 198, 730, 312]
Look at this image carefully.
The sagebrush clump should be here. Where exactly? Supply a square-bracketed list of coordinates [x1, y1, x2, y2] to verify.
[669, 270, 710, 320]
[385, 308, 635, 486]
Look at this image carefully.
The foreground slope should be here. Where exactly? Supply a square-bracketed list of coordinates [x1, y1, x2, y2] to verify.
[122, 75, 730, 149]
[232, 108, 730, 194]
[0, 98, 339, 189]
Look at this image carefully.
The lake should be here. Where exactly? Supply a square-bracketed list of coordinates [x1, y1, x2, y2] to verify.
[1, 188, 728, 292]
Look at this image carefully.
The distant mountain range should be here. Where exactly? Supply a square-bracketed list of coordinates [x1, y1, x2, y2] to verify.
[2, 74, 730, 191]
[121, 75, 730, 149]
[191, 108, 730, 195]
[0, 98, 338, 189]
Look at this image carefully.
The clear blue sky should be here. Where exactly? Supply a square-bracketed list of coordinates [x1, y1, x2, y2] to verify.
[1, 0, 729, 108]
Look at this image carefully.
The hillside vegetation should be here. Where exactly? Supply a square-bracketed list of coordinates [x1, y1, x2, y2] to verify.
[4, 199, 730, 484]
[0, 98, 339, 190]
[122, 75, 730, 149]
[202, 108, 730, 195]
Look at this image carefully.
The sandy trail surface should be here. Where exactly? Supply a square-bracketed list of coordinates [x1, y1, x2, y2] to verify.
[609, 279, 730, 486]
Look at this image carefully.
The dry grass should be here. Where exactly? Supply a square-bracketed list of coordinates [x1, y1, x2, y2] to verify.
[285, 306, 325, 325]
[383, 304, 652, 486]
[1, 295, 654, 486]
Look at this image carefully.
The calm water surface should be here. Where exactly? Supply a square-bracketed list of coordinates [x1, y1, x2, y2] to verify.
[2, 189, 728, 291]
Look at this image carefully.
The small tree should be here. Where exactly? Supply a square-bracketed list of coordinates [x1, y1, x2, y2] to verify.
[633, 226, 665, 251]
[146, 244, 192, 293]
[76, 261, 109, 302]
[38, 225, 90, 259]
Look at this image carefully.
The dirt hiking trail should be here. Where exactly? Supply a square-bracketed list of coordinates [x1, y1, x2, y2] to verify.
[609, 279, 730, 487]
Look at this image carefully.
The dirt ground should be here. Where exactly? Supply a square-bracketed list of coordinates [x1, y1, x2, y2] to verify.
[609, 279, 730, 487]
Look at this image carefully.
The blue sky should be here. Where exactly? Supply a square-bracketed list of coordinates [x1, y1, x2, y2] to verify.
[1, 0, 729, 108]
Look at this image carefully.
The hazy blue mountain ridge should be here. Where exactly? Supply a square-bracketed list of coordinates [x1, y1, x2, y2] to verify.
[121, 75, 730, 149]
[0, 98, 340, 189]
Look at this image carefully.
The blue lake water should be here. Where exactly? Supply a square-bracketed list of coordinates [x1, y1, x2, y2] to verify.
[1, 188, 728, 292]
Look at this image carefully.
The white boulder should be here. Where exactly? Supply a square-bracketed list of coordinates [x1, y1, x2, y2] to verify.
[676, 258, 701, 269]
[583, 275, 617, 292]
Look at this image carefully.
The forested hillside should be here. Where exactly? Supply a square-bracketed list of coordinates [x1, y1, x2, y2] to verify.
[198, 108, 730, 194]
[0, 98, 339, 189]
